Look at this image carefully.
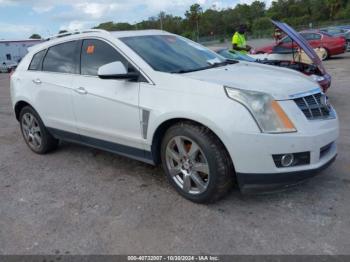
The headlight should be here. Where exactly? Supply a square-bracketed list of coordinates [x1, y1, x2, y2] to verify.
[311, 75, 325, 82]
[225, 87, 296, 133]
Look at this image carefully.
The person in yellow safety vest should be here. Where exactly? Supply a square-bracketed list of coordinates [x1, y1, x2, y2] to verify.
[232, 24, 252, 54]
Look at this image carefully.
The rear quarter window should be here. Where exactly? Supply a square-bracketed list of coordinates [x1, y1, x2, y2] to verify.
[28, 50, 46, 71]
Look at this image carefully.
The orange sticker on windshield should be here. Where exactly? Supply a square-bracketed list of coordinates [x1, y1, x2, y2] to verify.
[86, 45, 95, 54]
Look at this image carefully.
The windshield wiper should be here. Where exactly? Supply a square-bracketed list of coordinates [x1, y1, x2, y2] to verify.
[171, 66, 212, 74]
[208, 59, 238, 67]
[171, 59, 238, 74]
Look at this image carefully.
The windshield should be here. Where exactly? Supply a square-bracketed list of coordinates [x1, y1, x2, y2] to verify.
[120, 35, 227, 73]
[218, 49, 256, 62]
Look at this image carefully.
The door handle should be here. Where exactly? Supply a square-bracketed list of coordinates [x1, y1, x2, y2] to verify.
[32, 79, 42, 85]
[75, 87, 88, 95]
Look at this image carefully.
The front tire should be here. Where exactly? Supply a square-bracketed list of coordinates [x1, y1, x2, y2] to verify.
[19, 106, 59, 154]
[321, 48, 329, 61]
[161, 122, 235, 203]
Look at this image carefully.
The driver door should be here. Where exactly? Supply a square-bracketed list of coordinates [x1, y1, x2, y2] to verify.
[71, 39, 143, 151]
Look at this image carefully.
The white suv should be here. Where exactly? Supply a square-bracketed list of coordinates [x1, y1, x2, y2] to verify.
[10, 29, 339, 203]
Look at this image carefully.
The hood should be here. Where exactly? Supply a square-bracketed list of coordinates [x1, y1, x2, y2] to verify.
[272, 20, 326, 75]
[184, 62, 321, 100]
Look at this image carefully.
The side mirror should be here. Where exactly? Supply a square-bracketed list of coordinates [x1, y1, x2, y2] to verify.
[98, 61, 139, 81]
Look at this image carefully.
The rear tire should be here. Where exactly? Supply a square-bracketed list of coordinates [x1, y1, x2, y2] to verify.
[160, 121, 235, 203]
[19, 106, 59, 154]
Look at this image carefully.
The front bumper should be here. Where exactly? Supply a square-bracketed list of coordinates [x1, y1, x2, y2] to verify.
[223, 100, 339, 193]
[238, 154, 337, 193]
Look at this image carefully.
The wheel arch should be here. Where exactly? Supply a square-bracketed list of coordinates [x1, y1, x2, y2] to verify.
[150, 117, 235, 174]
[14, 100, 34, 121]
[322, 47, 330, 60]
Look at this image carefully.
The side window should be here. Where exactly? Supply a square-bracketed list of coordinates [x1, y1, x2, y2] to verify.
[301, 33, 313, 41]
[28, 50, 46, 71]
[313, 33, 321, 40]
[281, 36, 292, 43]
[6, 54, 11, 60]
[42, 41, 79, 74]
[81, 39, 128, 76]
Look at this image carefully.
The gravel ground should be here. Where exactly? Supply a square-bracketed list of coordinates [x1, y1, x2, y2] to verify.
[0, 53, 349, 255]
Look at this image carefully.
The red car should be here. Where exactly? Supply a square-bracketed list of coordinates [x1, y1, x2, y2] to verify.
[255, 30, 347, 60]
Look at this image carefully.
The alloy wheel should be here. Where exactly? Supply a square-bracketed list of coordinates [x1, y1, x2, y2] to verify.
[21, 113, 42, 150]
[165, 136, 210, 195]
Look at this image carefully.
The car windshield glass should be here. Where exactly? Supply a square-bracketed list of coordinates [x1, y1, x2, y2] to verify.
[120, 35, 227, 73]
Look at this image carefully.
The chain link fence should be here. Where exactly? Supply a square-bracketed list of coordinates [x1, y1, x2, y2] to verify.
[198, 19, 350, 46]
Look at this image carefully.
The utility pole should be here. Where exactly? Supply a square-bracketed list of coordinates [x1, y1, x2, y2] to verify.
[196, 19, 199, 42]
[159, 12, 164, 31]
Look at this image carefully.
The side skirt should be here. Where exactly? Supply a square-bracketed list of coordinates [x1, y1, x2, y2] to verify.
[47, 128, 155, 165]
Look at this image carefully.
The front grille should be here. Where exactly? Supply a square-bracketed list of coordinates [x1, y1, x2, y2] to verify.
[294, 93, 331, 120]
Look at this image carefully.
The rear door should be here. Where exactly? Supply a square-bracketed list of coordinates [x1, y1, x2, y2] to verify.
[71, 39, 143, 152]
[29, 41, 80, 133]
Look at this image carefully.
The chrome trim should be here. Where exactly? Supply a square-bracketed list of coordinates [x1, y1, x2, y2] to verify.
[294, 93, 336, 120]
[141, 109, 150, 139]
[288, 87, 322, 99]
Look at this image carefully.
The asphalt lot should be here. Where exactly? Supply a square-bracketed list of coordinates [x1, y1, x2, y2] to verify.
[0, 53, 350, 255]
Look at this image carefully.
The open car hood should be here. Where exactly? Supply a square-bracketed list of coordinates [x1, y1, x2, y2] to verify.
[272, 20, 326, 74]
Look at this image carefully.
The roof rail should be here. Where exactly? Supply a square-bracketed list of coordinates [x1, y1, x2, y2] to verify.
[45, 29, 109, 41]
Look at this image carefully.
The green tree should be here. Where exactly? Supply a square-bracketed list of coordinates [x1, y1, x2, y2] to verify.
[94, 21, 134, 31]
[29, 33, 42, 39]
[326, 0, 346, 19]
[185, 4, 203, 41]
[92, 0, 350, 42]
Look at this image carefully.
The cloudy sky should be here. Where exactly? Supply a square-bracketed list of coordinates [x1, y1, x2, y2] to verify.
[0, 0, 273, 39]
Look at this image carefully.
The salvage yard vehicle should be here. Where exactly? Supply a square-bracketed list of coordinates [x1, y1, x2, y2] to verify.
[217, 49, 331, 92]
[320, 27, 350, 51]
[0, 61, 17, 73]
[217, 20, 332, 92]
[256, 29, 347, 60]
[10, 29, 339, 203]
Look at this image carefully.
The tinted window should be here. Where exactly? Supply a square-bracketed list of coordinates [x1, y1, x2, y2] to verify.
[29, 50, 46, 71]
[43, 41, 79, 74]
[81, 39, 127, 76]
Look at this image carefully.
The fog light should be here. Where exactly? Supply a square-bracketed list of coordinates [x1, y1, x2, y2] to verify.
[281, 154, 294, 167]
[272, 152, 310, 168]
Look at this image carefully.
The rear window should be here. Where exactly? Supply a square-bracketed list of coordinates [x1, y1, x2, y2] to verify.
[28, 50, 46, 71]
[42, 41, 80, 74]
